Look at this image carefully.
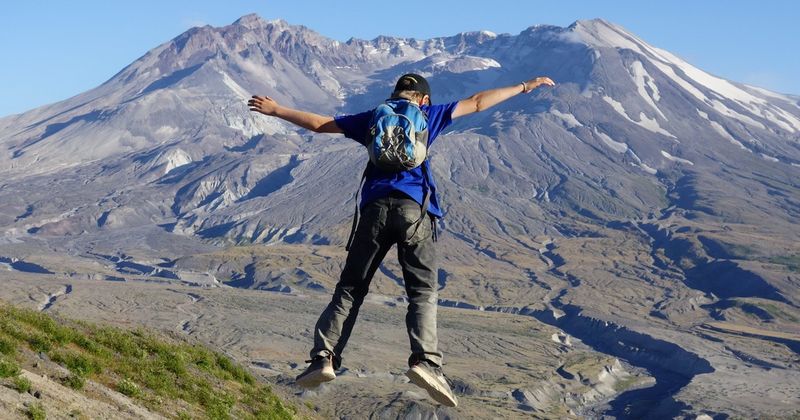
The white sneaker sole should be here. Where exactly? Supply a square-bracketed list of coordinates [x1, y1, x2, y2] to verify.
[296, 368, 335, 388]
[406, 366, 458, 407]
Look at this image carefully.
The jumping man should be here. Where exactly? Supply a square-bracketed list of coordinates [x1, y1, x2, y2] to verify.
[249, 73, 555, 407]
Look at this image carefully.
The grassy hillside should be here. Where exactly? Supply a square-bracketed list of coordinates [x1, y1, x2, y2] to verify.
[0, 302, 298, 419]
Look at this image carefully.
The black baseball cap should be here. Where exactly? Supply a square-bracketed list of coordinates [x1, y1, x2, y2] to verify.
[393, 73, 431, 97]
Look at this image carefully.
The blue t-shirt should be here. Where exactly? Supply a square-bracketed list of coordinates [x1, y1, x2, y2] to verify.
[335, 101, 458, 218]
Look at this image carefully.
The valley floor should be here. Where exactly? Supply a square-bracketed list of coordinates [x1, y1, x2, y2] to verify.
[1, 269, 797, 418]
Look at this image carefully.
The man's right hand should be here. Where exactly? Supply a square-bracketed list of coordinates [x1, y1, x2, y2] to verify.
[248, 95, 280, 116]
[247, 95, 342, 134]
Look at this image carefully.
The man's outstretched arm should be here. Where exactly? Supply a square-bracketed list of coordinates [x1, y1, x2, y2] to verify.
[248, 95, 343, 134]
[452, 77, 555, 119]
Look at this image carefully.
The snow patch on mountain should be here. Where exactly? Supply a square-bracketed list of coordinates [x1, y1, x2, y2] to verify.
[651, 72, 796, 133]
[629, 61, 666, 119]
[426, 54, 502, 74]
[626, 148, 657, 175]
[584, 26, 798, 134]
[696, 110, 748, 151]
[550, 110, 582, 128]
[709, 100, 766, 129]
[660, 150, 694, 165]
[573, 20, 647, 56]
[637, 113, 675, 139]
[647, 59, 708, 102]
[638, 162, 658, 175]
[602, 95, 675, 138]
[594, 128, 628, 153]
[760, 106, 800, 132]
[653, 46, 769, 107]
[602, 95, 627, 117]
[760, 153, 780, 163]
[745, 85, 799, 105]
[576, 18, 793, 136]
[724, 96, 800, 132]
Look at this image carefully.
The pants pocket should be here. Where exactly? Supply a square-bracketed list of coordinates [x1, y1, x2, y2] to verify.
[356, 203, 386, 240]
[399, 204, 430, 245]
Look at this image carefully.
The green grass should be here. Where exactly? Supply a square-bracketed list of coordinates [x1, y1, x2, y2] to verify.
[25, 402, 46, 420]
[765, 254, 800, 272]
[0, 303, 297, 419]
[613, 375, 642, 392]
[63, 372, 86, 390]
[117, 377, 140, 397]
[0, 356, 20, 377]
[756, 302, 800, 323]
[0, 335, 16, 355]
[724, 243, 758, 259]
[51, 348, 103, 376]
[13, 375, 32, 393]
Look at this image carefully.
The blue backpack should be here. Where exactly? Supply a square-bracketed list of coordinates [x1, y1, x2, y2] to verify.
[345, 99, 435, 250]
[367, 99, 429, 172]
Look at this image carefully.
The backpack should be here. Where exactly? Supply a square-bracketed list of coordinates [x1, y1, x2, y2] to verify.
[345, 99, 436, 250]
[366, 99, 429, 172]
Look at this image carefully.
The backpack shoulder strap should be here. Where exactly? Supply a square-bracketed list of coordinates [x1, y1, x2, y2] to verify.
[420, 161, 432, 217]
[345, 165, 369, 251]
[406, 160, 439, 242]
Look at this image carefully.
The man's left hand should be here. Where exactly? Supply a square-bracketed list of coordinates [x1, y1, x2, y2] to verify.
[523, 77, 555, 93]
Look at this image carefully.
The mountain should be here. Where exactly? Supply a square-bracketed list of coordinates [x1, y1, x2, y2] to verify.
[0, 14, 798, 418]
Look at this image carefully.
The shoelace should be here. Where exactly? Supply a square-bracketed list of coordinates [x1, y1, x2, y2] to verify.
[422, 363, 456, 390]
[435, 367, 456, 389]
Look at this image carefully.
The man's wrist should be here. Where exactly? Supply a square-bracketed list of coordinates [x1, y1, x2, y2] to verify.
[521, 81, 528, 93]
[271, 105, 285, 117]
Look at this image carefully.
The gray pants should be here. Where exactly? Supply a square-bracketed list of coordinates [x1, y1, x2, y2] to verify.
[311, 195, 442, 368]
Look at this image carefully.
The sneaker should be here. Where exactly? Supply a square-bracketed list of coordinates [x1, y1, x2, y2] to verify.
[406, 360, 458, 407]
[295, 355, 336, 388]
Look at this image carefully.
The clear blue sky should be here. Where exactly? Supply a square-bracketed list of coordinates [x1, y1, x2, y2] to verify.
[1, 0, 798, 117]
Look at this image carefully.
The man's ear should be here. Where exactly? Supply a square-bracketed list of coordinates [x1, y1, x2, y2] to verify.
[421, 95, 430, 106]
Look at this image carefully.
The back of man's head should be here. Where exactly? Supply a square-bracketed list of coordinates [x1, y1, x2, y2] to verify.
[391, 74, 431, 103]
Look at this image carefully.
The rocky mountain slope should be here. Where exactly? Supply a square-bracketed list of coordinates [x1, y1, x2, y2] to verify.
[0, 14, 798, 418]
